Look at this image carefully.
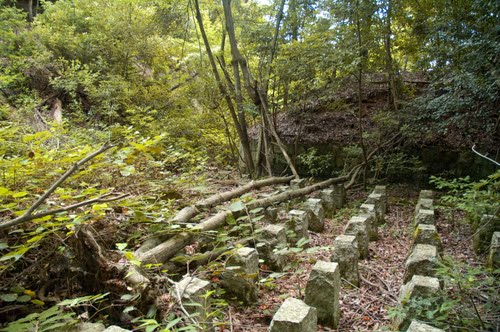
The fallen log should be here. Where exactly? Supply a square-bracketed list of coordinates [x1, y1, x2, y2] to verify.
[134, 176, 293, 255]
[137, 173, 355, 265]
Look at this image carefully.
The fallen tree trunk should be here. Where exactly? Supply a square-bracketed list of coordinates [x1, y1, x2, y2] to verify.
[134, 176, 293, 255]
[137, 173, 355, 265]
[197, 175, 294, 208]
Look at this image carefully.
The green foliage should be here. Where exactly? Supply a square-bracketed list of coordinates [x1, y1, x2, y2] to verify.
[297, 148, 336, 178]
[372, 152, 426, 181]
[430, 170, 500, 224]
[0, 293, 109, 332]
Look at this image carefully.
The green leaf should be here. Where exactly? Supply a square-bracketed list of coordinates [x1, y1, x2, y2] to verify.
[0, 242, 8, 250]
[228, 201, 245, 212]
[116, 243, 128, 251]
[120, 165, 136, 177]
[0, 187, 12, 196]
[0, 293, 18, 302]
[17, 295, 32, 302]
[12, 191, 28, 198]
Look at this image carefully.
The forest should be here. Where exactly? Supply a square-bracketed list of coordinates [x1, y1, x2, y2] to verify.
[0, 0, 498, 331]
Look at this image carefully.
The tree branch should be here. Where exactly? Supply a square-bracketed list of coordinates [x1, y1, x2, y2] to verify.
[0, 143, 116, 231]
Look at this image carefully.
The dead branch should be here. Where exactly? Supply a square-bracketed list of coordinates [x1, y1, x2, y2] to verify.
[0, 143, 117, 231]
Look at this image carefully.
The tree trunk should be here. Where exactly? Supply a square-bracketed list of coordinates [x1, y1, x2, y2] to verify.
[193, 0, 255, 176]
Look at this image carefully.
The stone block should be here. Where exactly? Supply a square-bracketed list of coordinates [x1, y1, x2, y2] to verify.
[332, 184, 346, 209]
[365, 193, 386, 225]
[286, 210, 310, 245]
[373, 185, 388, 213]
[344, 216, 370, 259]
[103, 327, 131, 332]
[222, 247, 259, 304]
[175, 277, 212, 327]
[397, 275, 441, 331]
[304, 198, 325, 232]
[414, 198, 434, 215]
[359, 204, 379, 240]
[290, 178, 308, 190]
[415, 209, 435, 226]
[407, 320, 444, 332]
[487, 231, 500, 269]
[331, 235, 359, 286]
[412, 224, 443, 253]
[70, 323, 106, 332]
[473, 214, 500, 254]
[304, 261, 340, 328]
[419, 190, 434, 200]
[256, 225, 287, 271]
[320, 189, 335, 214]
[403, 244, 439, 284]
[269, 298, 317, 332]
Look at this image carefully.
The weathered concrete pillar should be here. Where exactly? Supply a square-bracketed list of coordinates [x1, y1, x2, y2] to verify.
[365, 193, 385, 225]
[175, 276, 212, 329]
[331, 235, 359, 286]
[403, 244, 439, 284]
[304, 261, 340, 328]
[344, 216, 369, 259]
[332, 184, 346, 209]
[407, 320, 444, 332]
[320, 189, 335, 214]
[290, 178, 308, 190]
[257, 225, 287, 271]
[359, 204, 379, 241]
[397, 275, 441, 331]
[473, 214, 500, 254]
[419, 190, 434, 200]
[414, 198, 434, 215]
[265, 207, 278, 223]
[269, 297, 317, 332]
[373, 185, 388, 213]
[412, 224, 443, 253]
[221, 247, 259, 304]
[304, 198, 325, 232]
[487, 231, 500, 269]
[286, 210, 310, 246]
[415, 209, 435, 226]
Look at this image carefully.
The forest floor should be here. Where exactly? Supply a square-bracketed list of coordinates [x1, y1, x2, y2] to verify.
[218, 183, 482, 332]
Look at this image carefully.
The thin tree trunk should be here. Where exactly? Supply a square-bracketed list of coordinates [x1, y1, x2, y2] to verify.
[356, 1, 368, 190]
[193, 0, 255, 176]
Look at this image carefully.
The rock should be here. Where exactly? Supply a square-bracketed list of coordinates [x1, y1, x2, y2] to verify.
[331, 235, 359, 287]
[332, 184, 346, 209]
[320, 189, 335, 214]
[69, 322, 106, 332]
[373, 185, 388, 213]
[269, 298, 317, 332]
[265, 207, 278, 223]
[397, 275, 441, 331]
[286, 210, 310, 246]
[256, 225, 287, 271]
[175, 276, 212, 328]
[290, 178, 308, 190]
[415, 209, 435, 226]
[304, 261, 340, 328]
[365, 193, 385, 225]
[487, 231, 500, 269]
[419, 190, 434, 200]
[407, 320, 444, 332]
[222, 247, 259, 304]
[359, 204, 378, 241]
[304, 198, 325, 232]
[412, 224, 443, 253]
[473, 215, 500, 254]
[403, 244, 439, 284]
[414, 198, 433, 215]
[103, 326, 131, 332]
[344, 216, 370, 259]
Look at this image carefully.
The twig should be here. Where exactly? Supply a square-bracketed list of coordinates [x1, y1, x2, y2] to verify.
[0, 143, 116, 231]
